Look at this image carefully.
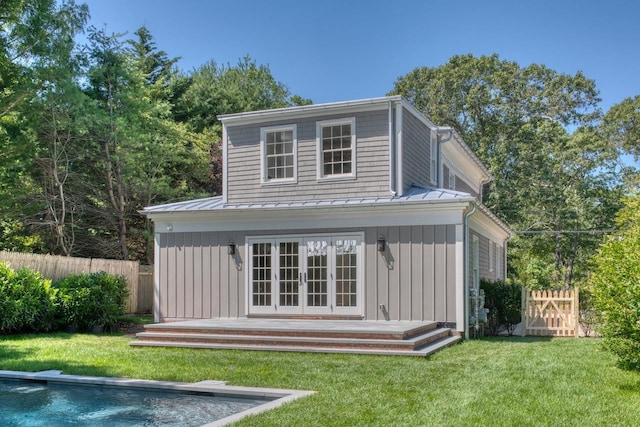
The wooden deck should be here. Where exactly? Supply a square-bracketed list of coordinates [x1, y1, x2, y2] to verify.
[130, 319, 461, 357]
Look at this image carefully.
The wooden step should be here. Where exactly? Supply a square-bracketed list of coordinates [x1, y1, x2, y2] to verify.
[134, 327, 451, 351]
[130, 333, 461, 357]
[130, 320, 461, 357]
[140, 321, 438, 340]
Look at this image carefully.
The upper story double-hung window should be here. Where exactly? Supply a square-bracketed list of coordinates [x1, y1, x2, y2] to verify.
[261, 125, 297, 184]
[317, 118, 356, 180]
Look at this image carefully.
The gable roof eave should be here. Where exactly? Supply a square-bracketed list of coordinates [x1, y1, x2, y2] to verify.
[218, 96, 403, 126]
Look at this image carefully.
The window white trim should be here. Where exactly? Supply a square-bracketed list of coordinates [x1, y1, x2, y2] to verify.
[316, 117, 356, 181]
[449, 172, 456, 191]
[260, 124, 297, 185]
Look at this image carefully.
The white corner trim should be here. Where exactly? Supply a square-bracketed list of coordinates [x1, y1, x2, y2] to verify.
[395, 105, 404, 196]
[222, 123, 228, 204]
[455, 224, 465, 332]
[153, 233, 160, 322]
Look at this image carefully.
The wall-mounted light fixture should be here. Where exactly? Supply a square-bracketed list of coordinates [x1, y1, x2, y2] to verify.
[377, 237, 386, 252]
[166, 224, 173, 231]
[228, 241, 236, 256]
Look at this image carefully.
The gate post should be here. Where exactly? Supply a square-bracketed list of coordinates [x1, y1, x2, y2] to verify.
[574, 287, 580, 338]
[521, 286, 527, 337]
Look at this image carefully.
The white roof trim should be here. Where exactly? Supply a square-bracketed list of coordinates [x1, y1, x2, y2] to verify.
[218, 96, 403, 125]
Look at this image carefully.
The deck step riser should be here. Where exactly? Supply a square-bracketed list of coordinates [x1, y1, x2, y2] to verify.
[413, 330, 453, 348]
[137, 335, 418, 350]
[142, 323, 437, 340]
[134, 328, 456, 353]
[130, 335, 462, 357]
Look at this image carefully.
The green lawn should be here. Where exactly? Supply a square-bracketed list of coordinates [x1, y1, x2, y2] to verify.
[1, 333, 639, 426]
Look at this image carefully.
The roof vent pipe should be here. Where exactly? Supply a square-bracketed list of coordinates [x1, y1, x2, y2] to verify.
[436, 127, 453, 188]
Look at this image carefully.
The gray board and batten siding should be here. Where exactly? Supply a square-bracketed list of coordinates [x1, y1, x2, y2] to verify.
[155, 225, 459, 324]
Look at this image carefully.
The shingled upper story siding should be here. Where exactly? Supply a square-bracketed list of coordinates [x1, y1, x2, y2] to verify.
[225, 109, 391, 204]
[402, 107, 433, 192]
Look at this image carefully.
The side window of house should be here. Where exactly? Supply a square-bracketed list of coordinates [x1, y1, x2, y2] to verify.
[261, 125, 297, 184]
[448, 172, 456, 190]
[489, 240, 495, 273]
[317, 118, 356, 180]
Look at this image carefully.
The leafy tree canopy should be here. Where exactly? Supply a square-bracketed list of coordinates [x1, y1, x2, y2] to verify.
[390, 54, 622, 288]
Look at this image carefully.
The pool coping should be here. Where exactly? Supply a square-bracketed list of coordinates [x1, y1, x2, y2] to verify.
[0, 369, 315, 426]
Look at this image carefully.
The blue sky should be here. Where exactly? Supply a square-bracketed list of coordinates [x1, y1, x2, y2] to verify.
[82, 0, 639, 112]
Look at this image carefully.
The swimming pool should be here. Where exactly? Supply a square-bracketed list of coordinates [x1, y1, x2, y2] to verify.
[0, 370, 313, 426]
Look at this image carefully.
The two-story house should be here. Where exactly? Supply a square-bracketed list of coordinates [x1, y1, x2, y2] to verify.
[136, 96, 511, 354]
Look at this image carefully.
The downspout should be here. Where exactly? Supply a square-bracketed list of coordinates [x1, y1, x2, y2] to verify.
[388, 101, 396, 197]
[463, 202, 477, 339]
[436, 127, 453, 188]
[503, 237, 509, 281]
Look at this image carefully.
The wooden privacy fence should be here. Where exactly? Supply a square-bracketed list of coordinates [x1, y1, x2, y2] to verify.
[522, 288, 579, 337]
[0, 251, 153, 314]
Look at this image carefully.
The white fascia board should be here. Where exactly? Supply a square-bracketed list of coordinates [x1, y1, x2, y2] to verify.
[468, 207, 511, 242]
[444, 132, 491, 183]
[151, 201, 470, 234]
[442, 142, 489, 187]
[218, 96, 403, 127]
[399, 99, 438, 130]
[442, 153, 479, 193]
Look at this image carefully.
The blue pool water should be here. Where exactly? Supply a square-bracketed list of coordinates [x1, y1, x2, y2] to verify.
[0, 379, 273, 426]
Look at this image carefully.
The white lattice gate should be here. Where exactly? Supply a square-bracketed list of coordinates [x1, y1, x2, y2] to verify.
[522, 289, 579, 337]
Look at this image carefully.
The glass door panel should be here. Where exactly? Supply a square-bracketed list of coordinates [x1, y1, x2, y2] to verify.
[249, 241, 274, 314]
[335, 239, 358, 308]
[278, 241, 300, 308]
[305, 240, 329, 312]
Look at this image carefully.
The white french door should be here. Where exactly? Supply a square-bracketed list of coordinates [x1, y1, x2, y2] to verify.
[247, 234, 363, 316]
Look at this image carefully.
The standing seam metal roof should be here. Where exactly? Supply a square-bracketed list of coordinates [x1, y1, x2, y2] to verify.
[141, 186, 473, 214]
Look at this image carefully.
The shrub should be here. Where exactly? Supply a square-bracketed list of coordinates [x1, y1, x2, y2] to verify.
[54, 272, 128, 331]
[590, 194, 640, 370]
[480, 278, 522, 335]
[0, 262, 57, 333]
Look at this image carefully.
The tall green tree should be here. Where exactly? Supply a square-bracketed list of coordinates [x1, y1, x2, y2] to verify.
[174, 56, 308, 194]
[174, 56, 293, 133]
[390, 54, 621, 287]
[602, 95, 640, 189]
[0, 0, 88, 253]
[126, 26, 179, 87]
[603, 95, 640, 159]
[82, 27, 209, 261]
